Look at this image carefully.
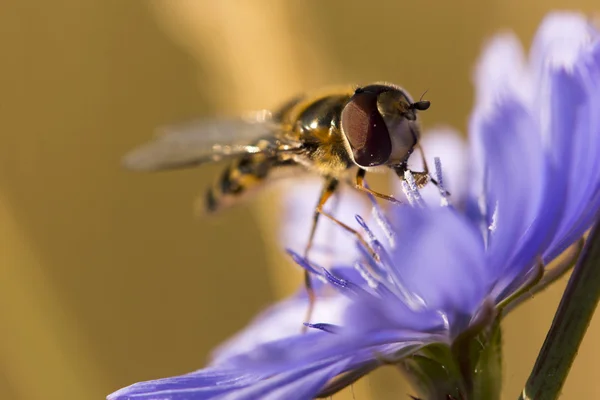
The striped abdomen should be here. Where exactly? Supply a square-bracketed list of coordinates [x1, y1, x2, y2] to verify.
[205, 155, 293, 213]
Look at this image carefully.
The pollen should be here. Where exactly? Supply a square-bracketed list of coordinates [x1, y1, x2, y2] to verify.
[403, 170, 425, 208]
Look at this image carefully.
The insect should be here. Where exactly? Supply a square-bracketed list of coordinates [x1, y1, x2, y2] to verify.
[123, 82, 435, 327]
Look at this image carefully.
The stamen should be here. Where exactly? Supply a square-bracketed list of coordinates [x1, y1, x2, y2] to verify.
[372, 206, 396, 248]
[355, 215, 377, 243]
[354, 262, 380, 290]
[489, 201, 499, 232]
[354, 234, 427, 312]
[436, 310, 450, 332]
[286, 249, 328, 284]
[434, 157, 450, 207]
[401, 181, 416, 206]
[404, 290, 428, 311]
[303, 322, 341, 334]
[287, 249, 320, 275]
[354, 215, 393, 281]
[321, 268, 361, 295]
[403, 170, 426, 208]
[434, 157, 444, 188]
[362, 182, 396, 247]
[355, 238, 393, 285]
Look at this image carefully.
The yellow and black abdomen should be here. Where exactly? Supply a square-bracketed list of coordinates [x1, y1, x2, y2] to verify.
[205, 154, 294, 213]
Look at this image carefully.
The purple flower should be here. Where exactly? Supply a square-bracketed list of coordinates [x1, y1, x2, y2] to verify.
[108, 12, 600, 400]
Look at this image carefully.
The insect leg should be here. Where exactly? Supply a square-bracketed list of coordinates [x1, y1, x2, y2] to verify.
[353, 168, 402, 204]
[302, 177, 378, 331]
[302, 177, 339, 332]
[408, 142, 431, 188]
[407, 143, 450, 195]
[305, 177, 339, 258]
[416, 142, 430, 174]
[305, 176, 378, 259]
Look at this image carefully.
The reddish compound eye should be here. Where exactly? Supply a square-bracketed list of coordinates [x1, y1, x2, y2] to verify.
[341, 91, 392, 167]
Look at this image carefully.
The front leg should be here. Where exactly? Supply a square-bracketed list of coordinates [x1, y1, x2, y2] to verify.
[403, 143, 431, 188]
[353, 168, 401, 204]
[394, 163, 430, 189]
[396, 144, 447, 192]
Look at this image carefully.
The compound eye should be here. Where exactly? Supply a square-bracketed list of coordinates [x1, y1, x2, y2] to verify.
[341, 91, 392, 167]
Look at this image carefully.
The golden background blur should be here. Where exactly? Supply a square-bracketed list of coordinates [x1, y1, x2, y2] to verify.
[1, 1, 599, 399]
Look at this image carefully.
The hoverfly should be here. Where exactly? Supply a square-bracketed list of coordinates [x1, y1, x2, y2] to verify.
[124, 82, 435, 326]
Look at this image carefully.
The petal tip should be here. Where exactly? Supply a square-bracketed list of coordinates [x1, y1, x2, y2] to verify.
[531, 11, 599, 71]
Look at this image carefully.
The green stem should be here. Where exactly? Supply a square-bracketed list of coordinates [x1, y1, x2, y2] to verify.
[519, 224, 600, 400]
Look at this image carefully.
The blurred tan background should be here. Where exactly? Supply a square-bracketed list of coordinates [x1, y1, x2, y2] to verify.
[1, 1, 599, 399]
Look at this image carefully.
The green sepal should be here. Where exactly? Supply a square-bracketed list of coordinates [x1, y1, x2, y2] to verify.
[399, 303, 503, 400]
[471, 316, 502, 400]
[399, 343, 463, 400]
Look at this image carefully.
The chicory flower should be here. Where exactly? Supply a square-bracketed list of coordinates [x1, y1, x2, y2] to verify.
[109, 11, 600, 400]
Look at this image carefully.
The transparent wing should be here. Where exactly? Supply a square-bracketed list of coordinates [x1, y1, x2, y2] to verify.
[123, 110, 298, 171]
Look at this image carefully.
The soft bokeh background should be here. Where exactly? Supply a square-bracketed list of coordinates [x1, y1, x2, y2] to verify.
[1, 1, 599, 399]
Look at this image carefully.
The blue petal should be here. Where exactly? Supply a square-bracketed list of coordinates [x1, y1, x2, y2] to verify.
[210, 289, 350, 366]
[387, 207, 488, 319]
[107, 360, 349, 400]
[342, 282, 445, 335]
[526, 13, 600, 260]
[107, 368, 263, 400]
[217, 326, 424, 373]
[470, 12, 600, 299]
[218, 358, 350, 400]
[546, 42, 600, 259]
[529, 12, 599, 85]
[469, 91, 561, 289]
[475, 99, 536, 256]
[496, 68, 578, 291]
[472, 32, 531, 113]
